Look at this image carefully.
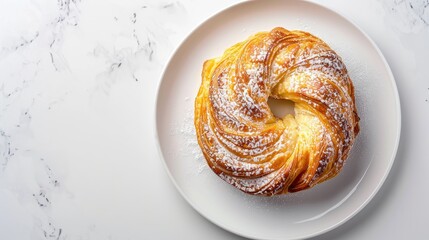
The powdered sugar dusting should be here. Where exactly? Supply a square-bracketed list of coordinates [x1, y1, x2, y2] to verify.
[194, 28, 360, 195]
[177, 105, 208, 175]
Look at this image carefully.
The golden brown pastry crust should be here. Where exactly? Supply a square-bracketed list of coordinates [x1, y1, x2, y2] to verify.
[194, 27, 360, 196]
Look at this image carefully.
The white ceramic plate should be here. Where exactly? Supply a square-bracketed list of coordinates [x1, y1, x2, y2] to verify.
[155, 0, 401, 239]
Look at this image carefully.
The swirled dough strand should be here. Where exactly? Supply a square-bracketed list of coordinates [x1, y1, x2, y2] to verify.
[194, 27, 360, 196]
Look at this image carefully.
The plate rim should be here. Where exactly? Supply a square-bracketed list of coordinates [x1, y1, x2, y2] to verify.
[154, 0, 402, 239]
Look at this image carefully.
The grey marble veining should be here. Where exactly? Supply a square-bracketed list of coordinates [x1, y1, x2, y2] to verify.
[1, 1, 81, 238]
[0, 0, 239, 239]
[0, 0, 428, 239]
[382, 0, 429, 33]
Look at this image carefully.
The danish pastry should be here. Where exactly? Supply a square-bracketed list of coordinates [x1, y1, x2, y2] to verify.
[194, 27, 360, 195]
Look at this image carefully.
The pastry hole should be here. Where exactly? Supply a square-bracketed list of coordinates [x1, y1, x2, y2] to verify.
[267, 97, 295, 118]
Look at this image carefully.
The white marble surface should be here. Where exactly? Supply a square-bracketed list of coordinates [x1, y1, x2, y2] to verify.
[0, 0, 428, 239]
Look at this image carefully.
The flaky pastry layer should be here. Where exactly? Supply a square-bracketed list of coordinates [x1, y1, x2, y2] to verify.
[194, 27, 360, 195]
